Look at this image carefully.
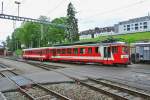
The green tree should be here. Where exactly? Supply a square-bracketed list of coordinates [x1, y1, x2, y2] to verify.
[48, 17, 67, 45]
[66, 2, 79, 43]
[6, 36, 11, 50]
[6, 16, 68, 50]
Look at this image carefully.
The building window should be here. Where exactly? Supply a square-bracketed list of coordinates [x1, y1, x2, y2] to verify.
[143, 22, 148, 29]
[127, 25, 130, 31]
[135, 23, 138, 26]
[144, 26, 147, 29]
[135, 27, 138, 30]
[134, 23, 138, 30]
[140, 23, 142, 25]
[127, 25, 130, 27]
[143, 22, 147, 25]
[140, 26, 142, 28]
[124, 25, 126, 27]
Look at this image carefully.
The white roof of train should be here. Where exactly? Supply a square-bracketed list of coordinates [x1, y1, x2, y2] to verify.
[23, 42, 127, 51]
[131, 42, 150, 46]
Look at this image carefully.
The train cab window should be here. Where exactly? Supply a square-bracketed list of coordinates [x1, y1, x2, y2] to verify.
[95, 47, 99, 53]
[74, 48, 78, 54]
[112, 46, 118, 53]
[88, 48, 92, 54]
[80, 48, 85, 54]
[62, 49, 66, 54]
[67, 48, 72, 54]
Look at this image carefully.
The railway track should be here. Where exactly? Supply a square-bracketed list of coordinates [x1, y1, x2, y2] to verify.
[2, 57, 65, 70]
[1, 57, 150, 100]
[0, 63, 71, 100]
[24, 61, 65, 70]
[15, 60, 150, 100]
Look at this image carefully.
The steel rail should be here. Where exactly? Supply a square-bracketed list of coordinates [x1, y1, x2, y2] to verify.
[0, 92, 7, 100]
[24, 61, 65, 70]
[0, 63, 71, 100]
[88, 77, 150, 99]
[2, 58, 150, 100]
[22, 61, 150, 100]
[0, 72, 35, 100]
[70, 76, 131, 100]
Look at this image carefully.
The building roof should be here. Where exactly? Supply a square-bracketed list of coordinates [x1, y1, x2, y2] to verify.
[131, 42, 150, 46]
[119, 16, 150, 25]
[79, 26, 114, 35]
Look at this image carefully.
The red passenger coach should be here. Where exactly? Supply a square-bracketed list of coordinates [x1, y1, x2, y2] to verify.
[23, 42, 130, 66]
[23, 47, 50, 61]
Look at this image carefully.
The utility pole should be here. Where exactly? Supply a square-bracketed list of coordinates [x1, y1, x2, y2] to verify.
[14, 1, 21, 50]
[40, 24, 44, 47]
[15, 1, 21, 16]
[1, 1, 3, 14]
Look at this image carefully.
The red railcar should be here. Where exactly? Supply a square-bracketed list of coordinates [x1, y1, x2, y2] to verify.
[23, 42, 130, 66]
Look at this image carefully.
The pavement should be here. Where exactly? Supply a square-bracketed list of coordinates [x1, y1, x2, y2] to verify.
[0, 58, 150, 93]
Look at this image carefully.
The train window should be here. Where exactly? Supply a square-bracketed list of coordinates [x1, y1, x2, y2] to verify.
[122, 47, 128, 53]
[80, 48, 85, 54]
[50, 49, 53, 54]
[62, 49, 66, 54]
[57, 49, 61, 54]
[104, 47, 111, 58]
[53, 49, 56, 54]
[46, 49, 49, 54]
[95, 47, 99, 53]
[88, 48, 92, 54]
[112, 46, 118, 53]
[74, 48, 78, 54]
[67, 48, 72, 54]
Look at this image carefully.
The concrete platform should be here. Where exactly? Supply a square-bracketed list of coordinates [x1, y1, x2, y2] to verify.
[0, 78, 17, 92]
[55, 65, 150, 91]
[23, 71, 73, 84]
[0, 58, 44, 74]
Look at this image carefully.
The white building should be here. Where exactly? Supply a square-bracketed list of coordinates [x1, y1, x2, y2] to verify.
[79, 27, 114, 40]
[79, 16, 150, 40]
[115, 16, 150, 34]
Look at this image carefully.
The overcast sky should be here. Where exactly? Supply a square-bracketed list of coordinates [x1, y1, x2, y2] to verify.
[0, 0, 150, 43]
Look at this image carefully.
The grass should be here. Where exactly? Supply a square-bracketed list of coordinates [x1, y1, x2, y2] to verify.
[80, 32, 150, 43]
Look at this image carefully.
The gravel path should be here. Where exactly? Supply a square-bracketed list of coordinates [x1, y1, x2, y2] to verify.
[44, 83, 113, 100]
[3, 91, 29, 100]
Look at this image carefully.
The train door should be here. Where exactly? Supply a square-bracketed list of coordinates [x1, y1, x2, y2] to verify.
[103, 46, 111, 64]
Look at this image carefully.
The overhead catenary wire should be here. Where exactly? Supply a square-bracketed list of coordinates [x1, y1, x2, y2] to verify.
[46, 0, 66, 16]
[79, 0, 149, 23]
